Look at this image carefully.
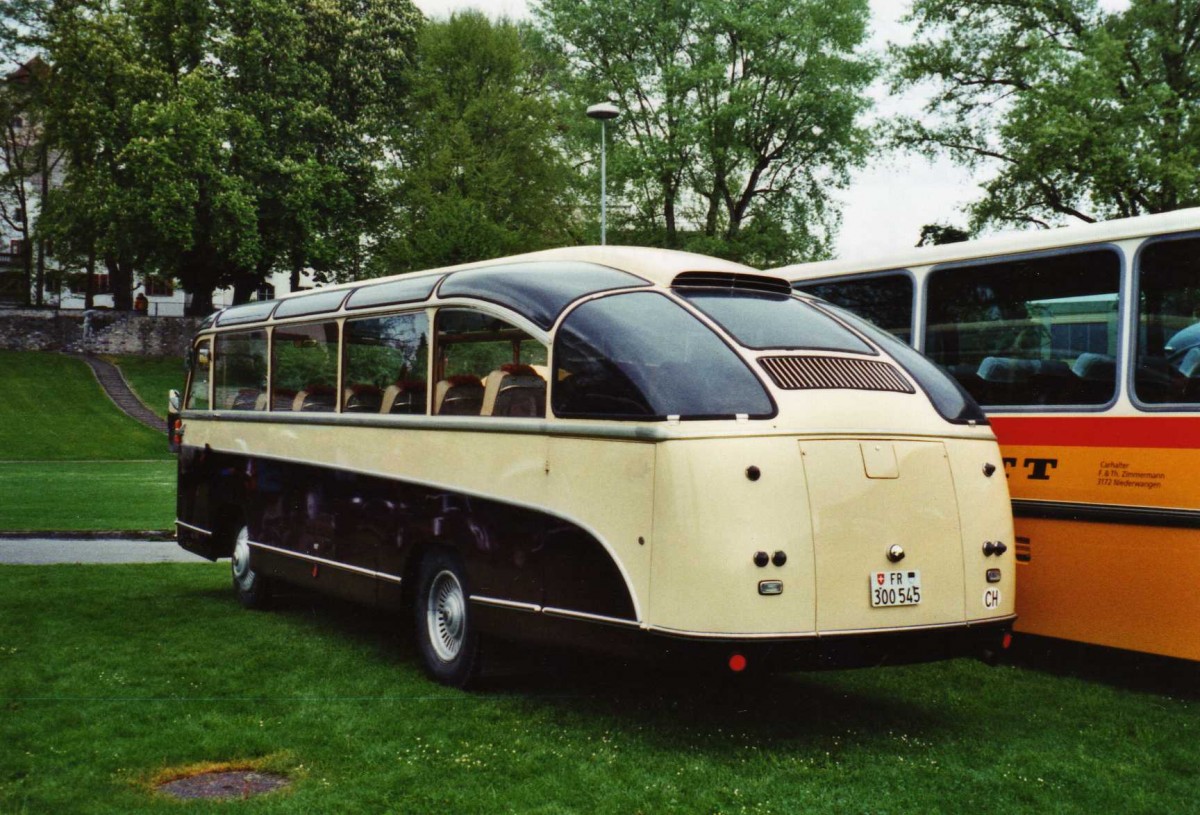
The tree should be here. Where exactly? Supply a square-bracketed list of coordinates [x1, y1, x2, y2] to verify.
[0, 58, 49, 306]
[534, 0, 876, 266]
[20, 0, 420, 314]
[917, 223, 969, 246]
[891, 0, 1200, 230]
[374, 11, 584, 274]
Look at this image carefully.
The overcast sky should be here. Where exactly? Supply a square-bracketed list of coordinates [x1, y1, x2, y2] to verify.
[411, 0, 1131, 262]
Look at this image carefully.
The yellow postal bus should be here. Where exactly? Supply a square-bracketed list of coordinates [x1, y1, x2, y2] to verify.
[171, 247, 1015, 685]
[783, 208, 1200, 662]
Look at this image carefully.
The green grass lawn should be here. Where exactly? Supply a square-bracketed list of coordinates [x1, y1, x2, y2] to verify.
[0, 350, 174, 531]
[1, 564, 1196, 814]
[0, 461, 175, 532]
[106, 355, 186, 420]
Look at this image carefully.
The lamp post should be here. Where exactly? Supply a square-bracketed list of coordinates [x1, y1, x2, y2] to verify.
[586, 101, 619, 245]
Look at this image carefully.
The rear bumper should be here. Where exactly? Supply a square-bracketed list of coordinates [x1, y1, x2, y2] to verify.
[648, 616, 1018, 671]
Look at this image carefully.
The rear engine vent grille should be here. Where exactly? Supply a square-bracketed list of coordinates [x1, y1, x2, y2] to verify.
[758, 356, 915, 393]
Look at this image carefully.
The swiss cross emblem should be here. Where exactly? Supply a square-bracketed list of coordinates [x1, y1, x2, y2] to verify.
[876, 572, 885, 586]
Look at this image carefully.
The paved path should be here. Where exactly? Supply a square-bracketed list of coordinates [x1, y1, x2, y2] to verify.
[0, 538, 210, 564]
[73, 354, 165, 433]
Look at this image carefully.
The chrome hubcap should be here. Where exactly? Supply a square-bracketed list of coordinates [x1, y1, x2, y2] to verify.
[426, 570, 466, 662]
[232, 528, 254, 591]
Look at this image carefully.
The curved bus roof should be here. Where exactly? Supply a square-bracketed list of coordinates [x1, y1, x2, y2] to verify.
[206, 246, 774, 331]
[777, 207, 1200, 280]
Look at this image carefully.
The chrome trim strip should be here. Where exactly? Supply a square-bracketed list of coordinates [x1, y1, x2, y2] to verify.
[179, 409, 996, 443]
[175, 520, 213, 537]
[1012, 499, 1200, 530]
[470, 596, 542, 613]
[247, 540, 404, 584]
[644, 614, 1016, 641]
[541, 607, 641, 628]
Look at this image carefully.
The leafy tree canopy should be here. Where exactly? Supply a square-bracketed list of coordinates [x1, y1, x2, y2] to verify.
[534, 0, 877, 267]
[372, 11, 585, 275]
[9, 0, 421, 313]
[892, 0, 1200, 230]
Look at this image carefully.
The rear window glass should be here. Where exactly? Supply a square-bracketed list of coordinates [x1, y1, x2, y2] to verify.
[678, 290, 874, 353]
[552, 292, 774, 420]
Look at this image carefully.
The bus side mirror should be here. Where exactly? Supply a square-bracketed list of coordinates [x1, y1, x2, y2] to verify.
[167, 389, 182, 454]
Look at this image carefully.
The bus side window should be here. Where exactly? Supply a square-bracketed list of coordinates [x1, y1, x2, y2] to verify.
[798, 273, 914, 343]
[925, 250, 1120, 408]
[273, 322, 339, 412]
[344, 313, 430, 415]
[1135, 237, 1200, 405]
[185, 341, 211, 410]
[214, 330, 268, 411]
[434, 309, 547, 418]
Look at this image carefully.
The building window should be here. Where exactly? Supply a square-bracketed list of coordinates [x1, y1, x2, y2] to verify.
[255, 283, 276, 302]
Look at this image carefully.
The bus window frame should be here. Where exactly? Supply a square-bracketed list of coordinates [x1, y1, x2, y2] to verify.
[793, 267, 918, 345]
[184, 338, 212, 411]
[922, 242, 1126, 415]
[342, 308, 434, 416]
[1128, 230, 1200, 413]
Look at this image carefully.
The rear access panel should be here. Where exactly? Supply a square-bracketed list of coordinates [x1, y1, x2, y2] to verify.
[799, 440, 966, 634]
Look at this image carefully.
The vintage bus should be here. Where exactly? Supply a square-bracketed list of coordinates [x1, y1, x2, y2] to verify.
[782, 207, 1200, 662]
[171, 246, 1015, 686]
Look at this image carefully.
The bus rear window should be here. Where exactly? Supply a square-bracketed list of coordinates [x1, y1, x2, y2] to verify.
[926, 250, 1120, 408]
[552, 292, 774, 420]
[677, 290, 874, 353]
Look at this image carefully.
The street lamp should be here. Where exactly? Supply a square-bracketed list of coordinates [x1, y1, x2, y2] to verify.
[586, 101, 619, 245]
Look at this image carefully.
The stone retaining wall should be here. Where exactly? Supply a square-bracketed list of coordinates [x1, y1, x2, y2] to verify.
[0, 309, 203, 356]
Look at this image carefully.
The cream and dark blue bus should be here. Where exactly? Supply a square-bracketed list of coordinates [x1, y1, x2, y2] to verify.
[171, 246, 1015, 686]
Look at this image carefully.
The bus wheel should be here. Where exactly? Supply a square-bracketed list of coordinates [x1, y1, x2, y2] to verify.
[414, 549, 482, 688]
[231, 526, 271, 610]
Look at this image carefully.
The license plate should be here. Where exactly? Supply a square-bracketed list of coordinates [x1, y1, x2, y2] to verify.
[871, 570, 922, 607]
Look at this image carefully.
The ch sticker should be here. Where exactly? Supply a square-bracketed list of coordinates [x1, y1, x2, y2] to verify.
[983, 588, 1002, 610]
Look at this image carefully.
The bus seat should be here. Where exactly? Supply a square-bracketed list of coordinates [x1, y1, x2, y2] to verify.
[1071, 352, 1116, 403]
[976, 356, 1036, 404]
[343, 384, 383, 413]
[272, 388, 298, 411]
[230, 388, 260, 411]
[435, 375, 484, 415]
[482, 364, 546, 417]
[1134, 356, 1172, 402]
[382, 380, 427, 414]
[1177, 348, 1200, 402]
[298, 384, 336, 412]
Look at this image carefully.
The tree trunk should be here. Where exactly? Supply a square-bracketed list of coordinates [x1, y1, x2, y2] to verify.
[232, 274, 258, 305]
[84, 248, 95, 310]
[185, 278, 216, 316]
[105, 255, 134, 311]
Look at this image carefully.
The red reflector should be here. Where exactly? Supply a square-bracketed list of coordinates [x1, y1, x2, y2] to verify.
[728, 654, 747, 673]
[312, 565, 319, 578]
[1002, 633, 1013, 650]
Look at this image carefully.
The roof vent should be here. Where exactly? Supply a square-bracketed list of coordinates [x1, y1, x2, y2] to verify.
[671, 271, 793, 296]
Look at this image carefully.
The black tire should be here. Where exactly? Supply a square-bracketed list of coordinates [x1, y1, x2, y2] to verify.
[413, 548, 482, 688]
[231, 525, 272, 609]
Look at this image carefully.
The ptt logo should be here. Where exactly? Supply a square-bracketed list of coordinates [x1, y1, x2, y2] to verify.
[1003, 457, 1058, 481]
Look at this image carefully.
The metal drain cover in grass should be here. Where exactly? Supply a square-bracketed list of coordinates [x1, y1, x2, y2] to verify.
[157, 770, 290, 799]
